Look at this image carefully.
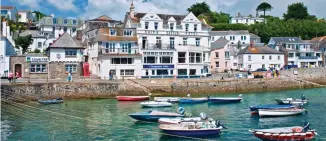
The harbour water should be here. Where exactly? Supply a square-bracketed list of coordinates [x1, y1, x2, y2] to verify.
[1, 88, 326, 141]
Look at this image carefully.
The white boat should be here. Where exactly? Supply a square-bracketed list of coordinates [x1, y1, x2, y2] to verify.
[274, 98, 308, 105]
[258, 108, 307, 117]
[154, 97, 180, 103]
[140, 101, 172, 108]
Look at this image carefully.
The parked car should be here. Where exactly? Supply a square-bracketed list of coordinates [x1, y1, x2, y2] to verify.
[254, 68, 267, 72]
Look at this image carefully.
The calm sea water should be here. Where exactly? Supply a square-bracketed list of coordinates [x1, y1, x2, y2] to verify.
[1, 88, 326, 141]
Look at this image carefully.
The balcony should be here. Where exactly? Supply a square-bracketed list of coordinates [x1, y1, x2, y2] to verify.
[99, 48, 140, 55]
[298, 56, 319, 60]
[140, 43, 175, 50]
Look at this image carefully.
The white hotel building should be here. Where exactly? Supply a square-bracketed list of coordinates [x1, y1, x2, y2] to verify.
[124, 3, 212, 78]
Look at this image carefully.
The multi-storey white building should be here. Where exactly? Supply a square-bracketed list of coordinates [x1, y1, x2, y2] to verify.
[124, 3, 212, 78]
[0, 20, 16, 77]
[229, 13, 264, 25]
[210, 30, 251, 46]
[238, 44, 284, 71]
[18, 10, 34, 23]
[19, 30, 55, 52]
[268, 37, 323, 68]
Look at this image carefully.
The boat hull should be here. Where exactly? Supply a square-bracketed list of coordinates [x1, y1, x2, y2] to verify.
[38, 100, 64, 105]
[158, 117, 202, 124]
[154, 97, 179, 103]
[250, 129, 316, 141]
[274, 99, 308, 105]
[249, 104, 295, 114]
[129, 114, 184, 122]
[116, 96, 149, 101]
[259, 109, 306, 117]
[179, 98, 208, 104]
[161, 129, 221, 137]
[140, 101, 172, 108]
[209, 98, 242, 104]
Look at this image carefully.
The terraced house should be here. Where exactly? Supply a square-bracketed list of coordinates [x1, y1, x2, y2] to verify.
[124, 3, 212, 78]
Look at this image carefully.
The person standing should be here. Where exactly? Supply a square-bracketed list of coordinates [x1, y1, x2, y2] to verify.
[67, 70, 72, 82]
[8, 71, 13, 83]
[109, 71, 112, 80]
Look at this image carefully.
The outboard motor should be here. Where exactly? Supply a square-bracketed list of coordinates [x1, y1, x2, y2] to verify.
[178, 107, 185, 115]
[301, 95, 306, 100]
[200, 113, 208, 120]
[302, 122, 310, 132]
[238, 94, 243, 98]
[215, 120, 227, 129]
[187, 94, 191, 97]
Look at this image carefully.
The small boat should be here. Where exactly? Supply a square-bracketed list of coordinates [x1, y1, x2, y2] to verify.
[159, 120, 227, 137]
[154, 97, 179, 103]
[159, 113, 212, 124]
[249, 122, 317, 141]
[140, 101, 172, 108]
[258, 108, 307, 117]
[129, 107, 185, 122]
[116, 96, 149, 101]
[179, 94, 208, 104]
[274, 95, 308, 105]
[38, 98, 64, 105]
[208, 94, 242, 104]
[249, 104, 295, 114]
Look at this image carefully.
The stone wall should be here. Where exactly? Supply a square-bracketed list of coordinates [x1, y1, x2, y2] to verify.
[48, 62, 82, 79]
[10, 56, 48, 79]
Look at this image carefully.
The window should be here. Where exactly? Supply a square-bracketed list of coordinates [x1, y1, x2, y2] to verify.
[289, 53, 294, 57]
[112, 58, 133, 64]
[124, 30, 132, 36]
[194, 24, 197, 31]
[65, 49, 77, 57]
[152, 70, 155, 75]
[65, 64, 77, 72]
[178, 69, 187, 75]
[225, 52, 230, 58]
[30, 64, 47, 73]
[189, 52, 202, 63]
[278, 56, 280, 60]
[63, 27, 67, 32]
[248, 65, 251, 69]
[1, 10, 8, 15]
[269, 56, 272, 60]
[120, 43, 128, 52]
[248, 55, 251, 61]
[262, 55, 265, 59]
[110, 29, 116, 35]
[154, 22, 158, 30]
[145, 22, 149, 29]
[185, 24, 189, 31]
[190, 69, 196, 75]
[144, 56, 156, 63]
[195, 38, 200, 46]
[72, 28, 76, 33]
[157, 70, 169, 75]
[178, 52, 186, 63]
[64, 19, 68, 24]
[262, 64, 265, 68]
[53, 18, 57, 24]
[229, 36, 235, 41]
[73, 20, 77, 25]
[183, 38, 187, 45]
[244, 36, 247, 40]
[170, 37, 175, 48]
[212, 36, 215, 41]
[215, 52, 219, 58]
[156, 37, 162, 48]
[170, 23, 174, 30]
[106, 43, 116, 53]
[38, 42, 42, 48]
[215, 62, 219, 68]
[160, 56, 173, 63]
[234, 63, 237, 66]
[120, 69, 134, 76]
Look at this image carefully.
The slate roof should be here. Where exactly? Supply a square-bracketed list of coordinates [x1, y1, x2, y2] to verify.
[270, 37, 303, 44]
[238, 45, 283, 54]
[91, 28, 137, 42]
[19, 30, 53, 38]
[210, 30, 250, 36]
[211, 37, 229, 50]
[1, 6, 14, 9]
[250, 33, 260, 39]
[49, 32, 83, 49]
[310, 36, 326, 49]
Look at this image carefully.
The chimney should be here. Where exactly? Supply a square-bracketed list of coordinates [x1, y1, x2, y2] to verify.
[130, 3, 135, 19]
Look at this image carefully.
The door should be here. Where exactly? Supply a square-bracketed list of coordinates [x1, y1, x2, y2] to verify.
[14, 64, 22, 77]
[128, 43, 132, 54]
[142, 37, 147, 49]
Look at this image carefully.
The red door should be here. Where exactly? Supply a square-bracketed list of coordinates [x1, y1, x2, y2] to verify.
[83, 62, 90, 77]
[14, 64, 22, 77]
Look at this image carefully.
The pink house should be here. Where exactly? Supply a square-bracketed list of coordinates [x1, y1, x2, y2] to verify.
[210, 37, 237, 72]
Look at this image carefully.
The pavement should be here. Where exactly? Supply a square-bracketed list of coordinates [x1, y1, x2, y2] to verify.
[0, 78, 122, 84]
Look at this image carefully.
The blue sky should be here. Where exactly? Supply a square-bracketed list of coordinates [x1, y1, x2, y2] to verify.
[3, 0, 326, 20]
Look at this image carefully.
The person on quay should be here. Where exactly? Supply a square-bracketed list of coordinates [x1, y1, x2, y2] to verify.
[109, 71, 113, 80]
[8, 71, 13, 83]
[67, 70, 72, 82]
[14, 71, 20, 82]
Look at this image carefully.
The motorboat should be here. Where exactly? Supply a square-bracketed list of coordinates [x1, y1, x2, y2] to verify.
[116, 96, 149, 101]
[274, 95, 308, 105]
[258, 108, 307, 117]
[249, 104, 295, 114]
[159, 113, 212, 124]
[129, 107, 185, 122]
[179, 94, 208, 104]
[159, 120, 227, 137]
[208, 94, 242, 104]
[249, 122, 317, 141]
[140, 101, 172, 108]
[154, 97, 179, 103]
[38, 98, 64, 105]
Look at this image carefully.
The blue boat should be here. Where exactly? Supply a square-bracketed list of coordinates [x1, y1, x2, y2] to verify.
[208, 94, 242, 104]
[179, 97, 208, 104]
[129, 107, 185, 122]
[38, 98, 64, 105]
[249, 104, 295, 114]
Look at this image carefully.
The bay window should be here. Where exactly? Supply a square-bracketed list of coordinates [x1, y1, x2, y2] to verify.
[189, 52, 202, 63]
[144, 56, 156, 63]
[112, 58, 133, 64]
[178, 52, 186, 63]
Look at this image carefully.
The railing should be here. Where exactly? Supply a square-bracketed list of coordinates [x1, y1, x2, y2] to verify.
[99, 48, 140, 55]
[140, 43, 175, 50]
[298, 56, 319, 60]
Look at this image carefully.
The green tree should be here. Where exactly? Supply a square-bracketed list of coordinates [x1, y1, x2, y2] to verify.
[283, 2, 309, 20]
[256, 2, 273, 21]
[14, 35, 33, 54]
[33, 49, 41, 53]
[187, 2, 211, 16]
[32, 11, 47, 21]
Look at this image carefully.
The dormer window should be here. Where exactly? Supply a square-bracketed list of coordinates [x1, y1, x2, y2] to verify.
[194, 24, 197, 32]
[64, 19, 68, 24]
[124, 30, 132, 36]
[185, 24, 189, 32]
[150, 16, 154, 18]
[170, 23, 174, 30]
[110, 29, 116, 36]
[145, 22, 149, 29]
[154, 22, 158, 30]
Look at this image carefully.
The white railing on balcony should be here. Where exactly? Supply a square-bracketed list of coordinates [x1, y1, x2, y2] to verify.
[99, 48, 140, 55]
[140, 43, 175, 50]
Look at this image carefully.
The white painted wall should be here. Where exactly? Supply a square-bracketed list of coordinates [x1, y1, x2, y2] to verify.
[238, 54, 284, 70]
[230, 17, 264, 25]
[49, 48, 84, 62]
[211, 34, 250, 45]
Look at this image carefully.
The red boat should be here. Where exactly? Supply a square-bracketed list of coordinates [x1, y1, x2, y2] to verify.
[249, 122, 317, 141]
[116, 96, 149, 101]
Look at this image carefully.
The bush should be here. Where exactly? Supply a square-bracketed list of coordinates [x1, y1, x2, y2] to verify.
[34, 49, 41, 53]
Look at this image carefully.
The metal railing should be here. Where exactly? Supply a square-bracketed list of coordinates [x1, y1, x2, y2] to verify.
[140, 43, 175, 50]
[298, 56, 319, 60]
[99, 48, 140, 55]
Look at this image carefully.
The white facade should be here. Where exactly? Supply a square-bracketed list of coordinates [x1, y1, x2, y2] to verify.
[238, 54, 284, 71]
[49, 48, 84, 62]
[210, 31, 251, 45]
[0, 21, 16, 77]
[18, 11, 34, 23]
[1, 7, 18, 22]
[126, 9, 212, 78]
[230, 17, 264, 25]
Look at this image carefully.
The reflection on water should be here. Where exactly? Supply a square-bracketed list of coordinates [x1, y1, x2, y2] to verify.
[1, 88, 326, 141]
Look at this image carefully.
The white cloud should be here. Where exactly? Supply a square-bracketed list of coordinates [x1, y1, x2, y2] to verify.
[81, 0, 326, 21]
[46, 0, 79, 12]
[11, 0, 42, 9]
